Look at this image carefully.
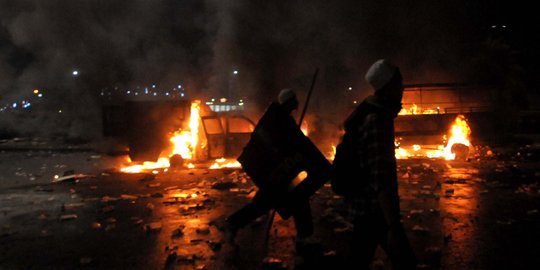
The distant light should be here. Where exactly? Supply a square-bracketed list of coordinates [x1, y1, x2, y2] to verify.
[153, 92, 157, 96]
[353, 100, 358, 104]
[100, 92, 104, 96]
[233, 70, 238, 75]
[152, 84, 156, 89]
[144, 88, 148, 94]
[165, 92, 170, 96]
[220, 97, 227, 103]
[12, 103, 17, 108]
[58, 110, 62, 113]
[177, 84, 182, 89]
[211, 98, 215, 102]
[33, 89, 39, 94]
[72, 70, 79, 76]
[238, 102, 244, 106]
[491, 25, 497, 29]
[135, 92, 139, 96]
[348, 87, 352, 91]
[240, 99, 243, 102]
[38, 93, 43, 98]
[180, 93, 185, 97]
[127, 90, 131, 94]
[502, 25, 506, 28]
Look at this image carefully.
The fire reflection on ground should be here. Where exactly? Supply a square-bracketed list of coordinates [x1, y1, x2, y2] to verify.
[439, 163, 480, 268]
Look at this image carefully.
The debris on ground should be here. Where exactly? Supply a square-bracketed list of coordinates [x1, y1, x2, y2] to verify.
[172, 226, 185, 238]
[262, 257, 287, 270]
[211, 181, 238, 190]
[145, 222, 163, 233]
[59, 214, 78, 221]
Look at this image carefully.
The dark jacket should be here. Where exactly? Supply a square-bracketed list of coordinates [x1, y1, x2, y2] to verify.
[343, 96, 400, 212]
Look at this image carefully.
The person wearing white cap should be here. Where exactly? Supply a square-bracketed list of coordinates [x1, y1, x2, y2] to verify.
[332, 59, 417, 269]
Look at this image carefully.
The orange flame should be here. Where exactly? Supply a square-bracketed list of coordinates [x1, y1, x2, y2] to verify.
[301, 121, 309, 136]
[395, 114, 471, 160]
[121, 100, 201, 173]
[170, 100, 200, 160]
[443, 114, 471, 160]
[209, 158, 241, 169]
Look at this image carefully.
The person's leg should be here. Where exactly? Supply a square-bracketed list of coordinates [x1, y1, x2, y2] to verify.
[291, 199, 314, 238]
[227, 191, 273, 228]
[382, 223, 417, 270]
[291, 199, 319, 261]
[350, 212, 382, 270]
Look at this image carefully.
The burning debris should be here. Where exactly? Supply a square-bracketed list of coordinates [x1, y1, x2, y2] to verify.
[396, 114, 472, 160]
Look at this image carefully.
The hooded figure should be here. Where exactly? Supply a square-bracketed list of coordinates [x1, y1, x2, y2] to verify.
[222, 88, 331, 258]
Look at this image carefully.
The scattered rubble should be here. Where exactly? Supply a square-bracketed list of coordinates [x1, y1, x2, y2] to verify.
[145, 222, 163, 233]
[59, 214, 78, 221]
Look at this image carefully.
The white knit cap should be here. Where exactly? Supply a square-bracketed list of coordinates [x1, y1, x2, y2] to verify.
[278, 88, 296, 104]
[365, 59, 398, 91]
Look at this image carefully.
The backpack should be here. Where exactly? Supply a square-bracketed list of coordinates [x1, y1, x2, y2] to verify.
[331, 131, 367, 197]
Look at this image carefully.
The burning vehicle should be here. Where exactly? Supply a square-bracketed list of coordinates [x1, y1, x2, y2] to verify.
[392, 83, 494, 160]
[102, 99, 256, 172]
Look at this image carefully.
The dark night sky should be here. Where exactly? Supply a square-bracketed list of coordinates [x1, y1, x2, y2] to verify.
[0, 0, 538, 138]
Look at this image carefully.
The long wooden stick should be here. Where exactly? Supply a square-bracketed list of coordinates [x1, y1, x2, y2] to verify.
[299, 67, 319, 126]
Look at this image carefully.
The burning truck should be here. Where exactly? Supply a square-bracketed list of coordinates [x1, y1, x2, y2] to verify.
[102, 99, 256, 172]
[392, 83, 495, 160]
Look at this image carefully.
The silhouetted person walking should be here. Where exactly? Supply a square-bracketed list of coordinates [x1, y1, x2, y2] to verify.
[333, 59, 417, 269]
[224, 89, 322, 256]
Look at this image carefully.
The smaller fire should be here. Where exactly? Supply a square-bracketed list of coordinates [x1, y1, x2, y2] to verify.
[209, 158, 242, 169]
[443, 114, 471, 160]
[395, 114, 472, 160]
[399, 104, 442, 115]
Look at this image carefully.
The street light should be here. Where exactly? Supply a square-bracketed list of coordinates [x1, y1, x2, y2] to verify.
[229, 69, 239, 100]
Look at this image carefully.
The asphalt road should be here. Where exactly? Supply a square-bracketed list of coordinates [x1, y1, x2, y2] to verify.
[1, 148, 540, 269]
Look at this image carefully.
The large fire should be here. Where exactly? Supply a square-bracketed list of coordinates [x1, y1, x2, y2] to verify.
[120, 101, 241, 173]
[396, 114, 472, 160]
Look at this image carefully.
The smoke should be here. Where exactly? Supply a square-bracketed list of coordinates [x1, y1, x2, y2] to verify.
[206, 0, 486, 148]
[1, 0, 489, 140]
[0, 0, 213, 139]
